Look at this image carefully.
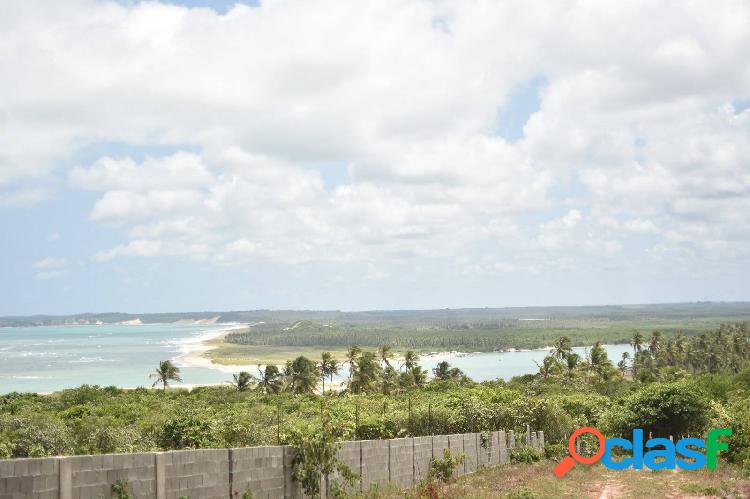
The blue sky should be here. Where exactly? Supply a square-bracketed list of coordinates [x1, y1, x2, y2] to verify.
[1, 0, 749, 315]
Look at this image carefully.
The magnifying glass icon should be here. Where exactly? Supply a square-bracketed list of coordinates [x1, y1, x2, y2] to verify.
[553, 427, 605, 478]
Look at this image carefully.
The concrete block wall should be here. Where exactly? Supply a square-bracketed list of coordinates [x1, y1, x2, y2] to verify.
[0, 428, 544, 499]
[230, 446, 285, 499]
[0, 457, 58, 499]
[163, 449, 229, 499]
[68, 452, 156, 499]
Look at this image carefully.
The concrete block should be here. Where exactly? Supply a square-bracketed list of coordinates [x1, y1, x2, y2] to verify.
[479, 432, 498, 467]
[412, 436, 433, 483]
[332, 440, 360, 496]
[231, 446, 285, 499]
[447, 434, 465, 476]
[388, 438, 413, 488]
[499, 431, 509, 464]
[432, 435, 449, 461]
[463, 433, 478, 473]
[282, 445, 302, 499]
[360, 440, 389, 491]
[60, 457, 72, 499]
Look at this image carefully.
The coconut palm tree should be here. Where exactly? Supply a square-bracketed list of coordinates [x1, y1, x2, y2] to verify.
[349, 351, 381, 394]
[381, 365, 399, 395]
[617, 352, 630, 376]
[433, 360, 452, 380]
[411, 366, 429, 388]
[378, 344, 393, 369]
[534, 355, 560, 379]
[565, 352, 581, 379]
[552, 336, 572, 360]
[231, 371, 254, 392]
[403, 350, 419, 371]
[345, 345, 361, 383]
[630, 331, 645, 377]
[433, 361, 464, 381]
[150, 360, 182, 391]
[649, 331, 663, 358]
[318, 352, 339, 394]
[256, 364, 283, 394]
[630, 331, 645, 355]
[286, 356, 319, 394]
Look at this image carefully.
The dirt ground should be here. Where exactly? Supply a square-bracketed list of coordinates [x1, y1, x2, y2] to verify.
[363, 461, 750, 498]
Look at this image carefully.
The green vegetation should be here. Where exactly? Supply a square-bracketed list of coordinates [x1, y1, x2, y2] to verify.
[203, 303, 750, 364]
[428, 449, 465, 482]
[289, 426, 357, 499]
[111, 478, 130, 499]
[510, 446, 543, 465]
[149, 360, 182, 391]
[0, 321, 749, 491]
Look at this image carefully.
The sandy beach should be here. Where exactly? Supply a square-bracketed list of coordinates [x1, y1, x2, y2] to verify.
[173, 324, 262, 373]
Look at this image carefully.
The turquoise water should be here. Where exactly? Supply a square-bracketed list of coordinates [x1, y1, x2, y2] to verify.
[0, 324, 232, 393]
[417, 344, 633, 382]
[0, 324, 634, 393]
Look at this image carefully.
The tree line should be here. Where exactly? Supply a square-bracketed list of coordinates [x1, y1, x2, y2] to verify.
[532, 323, 750, 384]
[152, 345, 468, 395]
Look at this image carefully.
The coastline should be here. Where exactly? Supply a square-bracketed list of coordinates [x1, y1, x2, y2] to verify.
[175, 327, 628, 376]
[173, 324, 257, 373]
[175, 333, 560, 374]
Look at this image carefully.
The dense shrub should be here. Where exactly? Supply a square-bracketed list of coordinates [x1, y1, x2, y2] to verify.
[510, 446, 543, 464]
[0, 414, 73, 457]
[429, 449, 465, 482]
[355, 421, 394, 440]
[158, 412, 217, 449]
[725, 399, 750, 466]
[543, 442, 565, 460]
[599, 380, 711, 438]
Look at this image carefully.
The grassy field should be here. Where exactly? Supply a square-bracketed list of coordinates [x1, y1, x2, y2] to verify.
[203, 303, 750, 364]
[363, 461, 750, 498]
[205, 336, 350, 365]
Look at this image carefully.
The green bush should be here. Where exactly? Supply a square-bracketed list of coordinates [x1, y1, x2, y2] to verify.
[355, 421, 394, 440]
[510, 446, 543, 464]
[289, 428, 357, 499]
[543, 442, 565, 460]
[158, 413, 216, 449]
[599, 380, 711, 438]
[0, 414, 72, 457]
[111, 478, 130, 499]
[429, 449, 465, 482]
[725, 399, 750, 465]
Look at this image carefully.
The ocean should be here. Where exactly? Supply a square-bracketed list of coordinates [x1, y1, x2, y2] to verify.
[0, 324, 231, 393]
